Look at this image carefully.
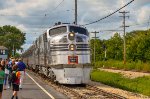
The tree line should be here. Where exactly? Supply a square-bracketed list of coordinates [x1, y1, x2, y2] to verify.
[90, 29, 150, 63]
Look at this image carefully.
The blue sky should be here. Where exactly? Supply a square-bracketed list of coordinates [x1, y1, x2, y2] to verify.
[0, 0, 150, 51]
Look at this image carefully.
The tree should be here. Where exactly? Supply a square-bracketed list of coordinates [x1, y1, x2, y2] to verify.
[0, 25, 26, 57]
[14, 53, 21, 58]
[90, 39, 104, 62]
[105, 33, 123, 60]
[126, 29, 150, 62]
[89, 29, 150, 63]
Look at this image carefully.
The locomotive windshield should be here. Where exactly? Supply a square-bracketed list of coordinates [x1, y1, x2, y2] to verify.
[49, 26, 67, 36]
[69, 26, 88, 36]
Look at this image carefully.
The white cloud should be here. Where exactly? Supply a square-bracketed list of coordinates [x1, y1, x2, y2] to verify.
[16, 24, 27, 32]
[0, 0, 150, 50]
[137, 5, 150, 23]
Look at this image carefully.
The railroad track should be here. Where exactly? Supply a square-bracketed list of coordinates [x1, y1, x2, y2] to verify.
[28, 70, 126, 99]
[86, 85, 126, 99]
[58, 84, 127, 99]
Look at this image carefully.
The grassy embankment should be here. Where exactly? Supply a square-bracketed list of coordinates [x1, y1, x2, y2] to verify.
[91, 60, 150, 96]
[90, 69, 150, 96]
[93, 60, 150, 72]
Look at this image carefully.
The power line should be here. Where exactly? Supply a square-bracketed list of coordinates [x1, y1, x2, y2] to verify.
[129, 22, 148, 27]
[82, 0, 134, 26]
[33, 0, 65, 32]
[0, 13, 47, 17]
[52, 0, 65, 11]
[99, 29, 123, 32]
[39, 0, 65, 30]
[44, 0, 65, 17]
[0, 0, 65, 17]
[99, 20, 150, 32]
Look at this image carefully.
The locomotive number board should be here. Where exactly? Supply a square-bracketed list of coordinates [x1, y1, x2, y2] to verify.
[68, 56, 78, 64]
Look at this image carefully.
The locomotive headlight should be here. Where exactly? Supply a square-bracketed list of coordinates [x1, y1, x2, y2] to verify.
[69, 44, 76, 51]
[68, 32, 75, 41]
[70, 33, 74, 36]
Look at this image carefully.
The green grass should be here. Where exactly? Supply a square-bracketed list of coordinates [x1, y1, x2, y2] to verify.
[90, 69, 150, 96]
[94, 60, 150, 72]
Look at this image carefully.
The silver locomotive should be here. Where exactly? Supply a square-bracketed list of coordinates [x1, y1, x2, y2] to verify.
[22, 23, 91, 84]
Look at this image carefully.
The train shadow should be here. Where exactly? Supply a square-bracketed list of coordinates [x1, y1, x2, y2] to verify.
[62, 84, 86, 88]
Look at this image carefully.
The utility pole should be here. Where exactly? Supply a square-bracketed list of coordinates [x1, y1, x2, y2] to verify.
[91, 31, 99, 66]
[75, 0, 77, 25]
[119, 11, 129, 64]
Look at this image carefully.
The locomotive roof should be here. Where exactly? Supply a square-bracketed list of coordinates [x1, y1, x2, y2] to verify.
[49, 24, 86, 29]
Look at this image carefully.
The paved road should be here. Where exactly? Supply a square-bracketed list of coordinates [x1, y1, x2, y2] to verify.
[2, 71, 68, 99]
